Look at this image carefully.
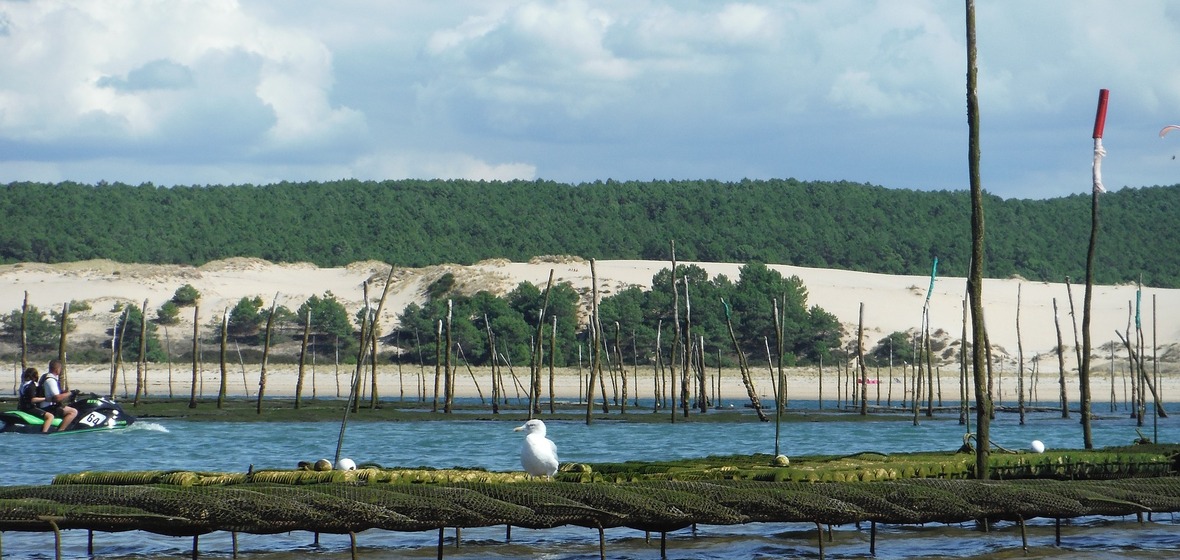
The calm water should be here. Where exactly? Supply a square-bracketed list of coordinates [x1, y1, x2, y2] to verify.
[1, 399, 1176, 559]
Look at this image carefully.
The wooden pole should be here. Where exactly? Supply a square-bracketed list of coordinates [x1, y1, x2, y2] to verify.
[166, 324, 174, 399]
[682, 274, 692, 418]
[616, 322, 628, 414]
[358, 269, 398, 409]
[257, 294, 278, 415]
[912, 332, 922, 426]
[669, 242, 680, 425]
[485, 316, 499, 414]
[335, 290, 370, 465]
[1115, 330, 1167, 418]
[925, 319, 935, 416]
[858, 302, 869, 415]
[586, 258, 601, 425]
[296, 311, 311, 409]
[818, 352, 824, 410]
[20, 291, 28, 373]
[444, 300, 454, 413]
[188, 305, 200, 408]
[722, 298, 768, 421]
[1153, 294, 1159, 442]
[1053, 298, 1070, 418]
[1080, 88, 1110, 449]
[1017, 284, 1026, 425]
[217, 309, 229, 408]
[134, 299, 149, 405]
[549, 315, 558, 414]
[1136, 282, 1146, 425]
[653, 322, 663, 411]
[111, 307, 129, 398]
[773, 299, 784, 454]
[531, 270, 555, 416]
[966, 0, 992, 477]
[57, 302, 70, 389]
[432, 319, 442, 412]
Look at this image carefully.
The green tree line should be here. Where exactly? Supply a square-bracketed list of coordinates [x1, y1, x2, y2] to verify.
[1, 179, 1177, 287]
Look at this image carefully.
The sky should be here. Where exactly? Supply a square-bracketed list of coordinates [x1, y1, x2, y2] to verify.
[1, 0, 1178, 200]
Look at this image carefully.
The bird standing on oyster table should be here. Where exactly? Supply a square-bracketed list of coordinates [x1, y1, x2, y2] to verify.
[514, 419, 559, 479]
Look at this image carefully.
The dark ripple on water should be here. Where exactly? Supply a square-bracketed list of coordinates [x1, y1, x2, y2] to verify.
[1, 514, 1178, 559]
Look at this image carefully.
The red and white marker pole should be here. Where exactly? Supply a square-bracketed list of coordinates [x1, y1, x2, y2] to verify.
[1092, 89, 1109, 193]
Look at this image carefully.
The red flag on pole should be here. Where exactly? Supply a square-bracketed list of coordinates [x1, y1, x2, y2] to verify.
[1092, 89, 1109, 194]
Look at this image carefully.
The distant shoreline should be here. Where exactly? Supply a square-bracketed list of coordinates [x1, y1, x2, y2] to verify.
[4, 258, 1179, 399]
[26, 363, 1179, 408]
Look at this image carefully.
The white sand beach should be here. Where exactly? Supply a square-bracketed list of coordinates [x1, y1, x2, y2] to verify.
[3, 258, 1177, 402]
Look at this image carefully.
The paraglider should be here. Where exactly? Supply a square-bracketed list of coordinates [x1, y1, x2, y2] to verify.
[1163, 125, 1180, 159]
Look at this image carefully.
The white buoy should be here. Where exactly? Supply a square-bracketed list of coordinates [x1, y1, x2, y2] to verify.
[774, 454, 790, 466]
[1030, 440, 1045, 453]
[336, 458, 357, 471]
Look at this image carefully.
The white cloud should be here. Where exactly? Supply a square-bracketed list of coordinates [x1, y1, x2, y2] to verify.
[0, 0, 363, 154]
[0, 0, 1177, 197]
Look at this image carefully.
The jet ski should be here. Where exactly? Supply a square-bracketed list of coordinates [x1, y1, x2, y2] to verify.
[0, 392, 135, 434]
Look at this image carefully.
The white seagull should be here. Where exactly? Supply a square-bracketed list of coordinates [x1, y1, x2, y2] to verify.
[514, 419, 559, 479]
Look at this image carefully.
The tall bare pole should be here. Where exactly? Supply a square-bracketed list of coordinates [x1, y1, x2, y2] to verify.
[256, 294, 278, 415]
[218, 309, 229, 409]
[1152, 294, 1159, 443]
[485, 315, 499, 414]
[921, 257, 938, 419]
[959, 298, 970, 428]
[1064, 277, 1083, 378]
[336, 290, 370, 466]
[530, 270, 555, 416]
[965, 0, 992, 478]
[134, 299, 149, 406]
[773, 299, 785, 455]
[444, 299, 454, 413]
[586, 258, 601, 425]
[20, 292, 28, 372]
[351, 284, 371, 414]
[1016, 284, 1026, 425]
[1052, 298, 1069, 418]
[58, 302, 70, 388]
[188, 304, 200, 409]
[857, 302, 869, 415]
[365, 265, 397, 410]
[295, 311, 311, 409]
[432, 321, 442, 412]
[549, 315, 558, 414]
[1080, 88, 1110, 449]
[682, 274, 692, 418]
[111, 308, 130, 398]
[669, 241, 680, 424]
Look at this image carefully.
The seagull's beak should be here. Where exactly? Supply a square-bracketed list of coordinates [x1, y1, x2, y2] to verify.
[514, 425, 525, 432]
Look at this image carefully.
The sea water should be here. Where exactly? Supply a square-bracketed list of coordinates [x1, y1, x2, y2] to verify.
[0, 401, 1176, 559]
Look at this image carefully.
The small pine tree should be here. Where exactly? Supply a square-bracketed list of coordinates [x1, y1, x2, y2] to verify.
[171, 284, 200, 306]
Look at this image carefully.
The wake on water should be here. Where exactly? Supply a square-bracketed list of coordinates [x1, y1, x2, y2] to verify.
[124, 421, 168, 433]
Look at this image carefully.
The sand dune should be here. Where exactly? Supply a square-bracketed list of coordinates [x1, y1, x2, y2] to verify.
[3, 257, 1177, 400]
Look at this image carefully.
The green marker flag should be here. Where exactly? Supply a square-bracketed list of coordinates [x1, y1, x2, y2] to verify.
[925, 257, 939, 303]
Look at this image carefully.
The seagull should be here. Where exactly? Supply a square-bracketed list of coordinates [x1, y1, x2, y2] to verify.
[514, 419, 559, 479]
